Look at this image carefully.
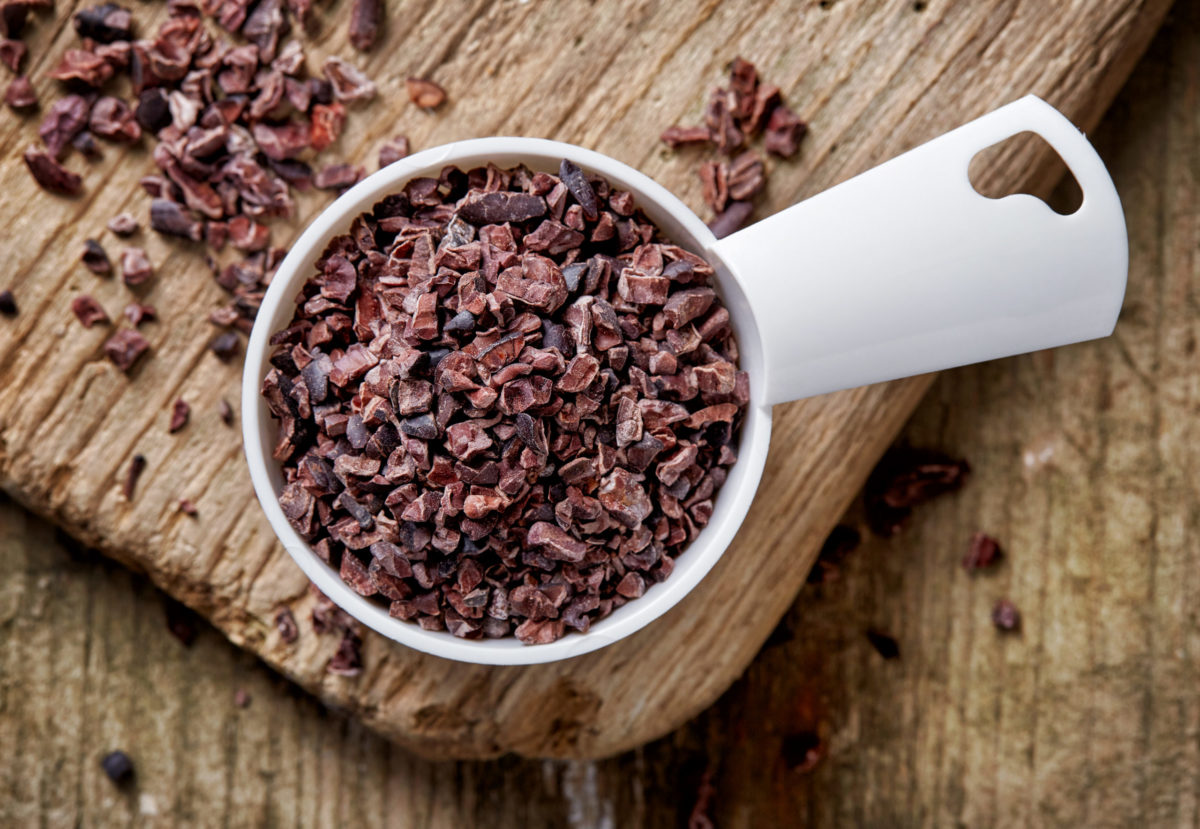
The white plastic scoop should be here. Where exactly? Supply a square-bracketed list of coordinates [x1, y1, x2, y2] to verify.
[243, 95, 1126, 665]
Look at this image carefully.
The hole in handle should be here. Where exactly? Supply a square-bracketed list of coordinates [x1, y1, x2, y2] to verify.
[968, 130, 1083, 216]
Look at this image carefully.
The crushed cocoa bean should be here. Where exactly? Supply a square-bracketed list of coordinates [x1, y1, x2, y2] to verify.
[266, 160, 748, 644]
[71, 294, 110, 327]
[104, 328, 149, 371]
[864, 446, 970, 536]
[107, 212, 139, 236]
[963, 531, 1001, 572]
[866, 629, 900, 660]
[122, 452, 146, 499]
[169, 397, 190, 432]
[119, 246, 153, 286]
[992, 598, 1020, 632]
[405, 76, 445, 109]
[348, 0, 382, 51]
[123, 302, 155, 326]
[81, 239, 112, 275]
[4, 75, 36, 109]
[0, 289, 16, 316]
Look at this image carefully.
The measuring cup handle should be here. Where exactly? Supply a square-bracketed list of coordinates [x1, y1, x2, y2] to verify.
[708, 95, 1128, 406]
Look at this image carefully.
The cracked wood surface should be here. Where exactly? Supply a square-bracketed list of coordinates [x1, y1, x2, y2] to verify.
[0, 0, 1170, 760]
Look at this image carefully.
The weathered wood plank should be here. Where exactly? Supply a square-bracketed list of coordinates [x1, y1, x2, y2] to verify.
[0, 0, 1171, 759]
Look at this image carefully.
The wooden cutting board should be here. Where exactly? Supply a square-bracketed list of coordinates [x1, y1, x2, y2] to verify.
[0, 0, 1169, 760]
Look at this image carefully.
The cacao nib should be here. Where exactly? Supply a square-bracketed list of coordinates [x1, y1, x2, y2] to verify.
[963, 532, 1001, 572]
[122, 453, 146, 499]
[100, 751, 135, 785]
[71, 294, 110, 327]
[348, 0, 382, 51]
[405, 76, 445, 108]
[864, 446, 970, 536]
[992, 599, 1020, 632]
[149, 198, 202, 240]
[107, 212, 138, 235]
[707, 200, 752, 239]
[0, 290, 16, 316]
[81, 239, 112, 274]
[73, 3, 133, 43]
[119, 246, 153, 285]
[124, 302, 156, 326]
[0, 36, 24, 72]
[5, 75, 36, 110]
[866, 629, 900, 660]
[104, 328, 149, 371]
[378, 134, 409, 168]
[169, 397, 190, 432]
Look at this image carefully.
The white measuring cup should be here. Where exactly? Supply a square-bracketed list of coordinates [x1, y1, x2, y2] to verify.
[243, 95, 1127, 665]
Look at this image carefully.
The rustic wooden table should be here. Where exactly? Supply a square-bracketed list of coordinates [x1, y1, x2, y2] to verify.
[3, 4, 1197, 828]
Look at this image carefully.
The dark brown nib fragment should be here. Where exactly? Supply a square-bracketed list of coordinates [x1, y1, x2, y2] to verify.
[107, 212, 138, 236]
[0, 289, 17, 317]
[178, 498, 198, 515]
[122, 453, 146, 500]
[73, 3, 133, 42]
[104, 328, 149, 371]
[71, 294, 109, 327]
[81, 239, 112, 274]
[405, 76, 445, 108]
[218, 398, 234, 425]
[119, 247, 153, 286]
[5, 75, 36, 110]
[864, 446, 970, 536]
[100, 751, 134, 785]
[24, 148, 82, 195]
[992, 598, 1020, 632]
[808, 523, 860, 584]
[209, 330, 240, 361]
[963, 531, 1001, 572]
[707, 200, 753, 239]
[377, 134, 409, 168]
[267, 161, 748, 644]
[866, 629, 900, 660]
[169, 398, 190, 432]
[348, 0, 382, 51]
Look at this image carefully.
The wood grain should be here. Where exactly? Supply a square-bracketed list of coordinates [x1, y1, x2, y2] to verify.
[4, 7, 1199, 823]
[0, 0, 1170, 759]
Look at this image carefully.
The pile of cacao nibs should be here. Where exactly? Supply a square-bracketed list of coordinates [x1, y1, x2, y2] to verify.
[265, 159, 749, 644]
[10, 0, 397, 360]
[661, 56, 808, 238]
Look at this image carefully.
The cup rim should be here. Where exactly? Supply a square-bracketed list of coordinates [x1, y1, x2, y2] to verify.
[242, 137, 773, 665]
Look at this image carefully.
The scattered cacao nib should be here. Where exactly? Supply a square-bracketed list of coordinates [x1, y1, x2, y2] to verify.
[268, 161, 747, 643]
[88, 96, 140, 142]
[707, 200, 752, 239]
[169, 397, 190, 432]
[662, 57, 809, 227]
[864, 446, 970, 536]
[348, 0, 382, 51]
[405, 76, 445, 108]
[323, 56, 375, 103]
[0, 36, 24, 72]
[209, 330, 240, 361]
[764, 104, 808, 158]
[5, 75, 36, 110]
[23, 147, 82, 195]
[807, 523, 860, 584]
[0, 289, 17, 316]
[48, 48, 116, 87]
[74, 2, 133, 42]
[781, 731, 824, 774]
[328, 630, 362, 675]
[71, 294, 110, 327]
[866, 629, 900, 660]
[313, 162, 363, 191]
[233, 688, 251, 707]
[123, 302, 156, 326]
[992, 598, 1020, 632]
[164, 597, 198, 645]
[104, 328, 150, 371]
[378, 134, 409, 168]
[218, 397, 234, 425]
[660, 125, 712, 148]
[122, 452, 146, 499]
[275, 606, 298, 642]
[178, 497, 198, 515]
[119, 246, 153, 286]
[100, 751, 135, 785]
[107, 212, 139, 236]
[963, 532, 1001, 572]
[81, 239, 112, 275]
[149, 198, 202, 241]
